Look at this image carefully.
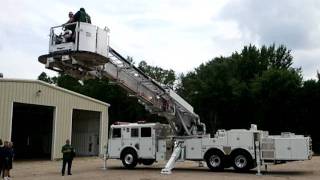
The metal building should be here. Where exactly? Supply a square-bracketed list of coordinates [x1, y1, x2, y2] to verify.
[0, 78, 109, 160]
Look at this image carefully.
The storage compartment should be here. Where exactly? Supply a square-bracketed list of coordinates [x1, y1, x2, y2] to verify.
[265, 134, 310, 161]
[185, 139, 202, 159]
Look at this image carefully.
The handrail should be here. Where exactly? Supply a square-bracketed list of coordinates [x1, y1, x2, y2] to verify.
[51, 22, 78, 29]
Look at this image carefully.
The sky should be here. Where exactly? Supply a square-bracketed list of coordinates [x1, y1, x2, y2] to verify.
[0, 0, 319, 80]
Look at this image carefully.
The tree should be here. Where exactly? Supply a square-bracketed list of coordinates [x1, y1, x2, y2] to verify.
[296, 77, 320, 152]
[56, 74, 82, 92]
[138, 61, 176, 88]
[232, 44, 294, 82]
[177, 44, 302, 134]
[38, 72, 57, 84]
[250, 69, 302, 132]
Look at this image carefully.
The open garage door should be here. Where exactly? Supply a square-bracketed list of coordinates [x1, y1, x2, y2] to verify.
[72, 109, 100, 156]
[11, 102, 54, 159]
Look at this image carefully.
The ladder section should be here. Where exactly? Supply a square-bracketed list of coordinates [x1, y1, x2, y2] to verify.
[107, 48, 205, 136]
[106, 47, 169, 114]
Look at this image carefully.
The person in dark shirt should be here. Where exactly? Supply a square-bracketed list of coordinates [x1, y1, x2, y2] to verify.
[72, 8, 91, 24]
[63, 11, 75, 42]
[0, 139, 4, 178]
[61, 139, 75, 176]
[7, 142, 14, 178]
[66, 8, 91, 42]
[2, 141, 13, 180]
[66, 11, 74, 24]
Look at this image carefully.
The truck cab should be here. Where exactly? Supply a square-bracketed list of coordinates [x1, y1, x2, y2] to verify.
[108, 122, 172, 168]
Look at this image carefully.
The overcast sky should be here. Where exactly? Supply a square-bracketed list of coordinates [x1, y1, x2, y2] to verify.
[0, 0, 319, 80]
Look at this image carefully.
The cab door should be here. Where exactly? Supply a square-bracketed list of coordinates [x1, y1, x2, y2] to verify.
[139, 127, 154, 159]
[108, 128, 122, 158]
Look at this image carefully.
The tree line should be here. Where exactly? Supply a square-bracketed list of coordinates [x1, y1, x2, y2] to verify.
[38, 44, 320, 153]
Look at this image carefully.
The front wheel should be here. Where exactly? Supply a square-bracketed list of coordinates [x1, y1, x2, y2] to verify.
[121, 149, 138, 169]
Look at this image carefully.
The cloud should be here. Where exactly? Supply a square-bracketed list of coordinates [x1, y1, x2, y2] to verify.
[219, 0, 320, 49]
[0, 46, 57, 79]
[293, 49, 320, 79]
[0, 0, 319, 80]
[0, 0, 226, 78]
[217, 0, 320, 79]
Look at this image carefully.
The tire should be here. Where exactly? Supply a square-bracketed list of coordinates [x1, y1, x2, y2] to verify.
[231, 151, 253, 172]
[205, 150, 224, 171]
[121, 149, 138, 169]
[142, 159, 155, 166]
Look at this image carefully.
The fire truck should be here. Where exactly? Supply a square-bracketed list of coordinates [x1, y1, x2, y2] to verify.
[39, 22, 312, 174]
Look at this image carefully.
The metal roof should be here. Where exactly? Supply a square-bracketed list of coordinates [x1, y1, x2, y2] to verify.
[0, 78, 110, 106]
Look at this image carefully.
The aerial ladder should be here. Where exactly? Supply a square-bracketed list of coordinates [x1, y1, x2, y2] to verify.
[39, 22, 205, 137]
[39, 22, 206, 173]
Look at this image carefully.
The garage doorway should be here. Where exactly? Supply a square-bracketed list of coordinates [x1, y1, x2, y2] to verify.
[11, 102, 54, 159]
[72, 109, 100, 156]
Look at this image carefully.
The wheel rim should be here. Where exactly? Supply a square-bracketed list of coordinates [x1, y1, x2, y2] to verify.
[209, 155, 221, 167]
[124, 154, 134, 164]
[235, 155, 247, 168]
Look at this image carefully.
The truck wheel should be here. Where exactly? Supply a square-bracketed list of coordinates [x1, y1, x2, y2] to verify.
[231, 152, 253, 172]
[205, 151, 224, 171]
[121, 149, 138, 169]
[142, 159, 155, 166]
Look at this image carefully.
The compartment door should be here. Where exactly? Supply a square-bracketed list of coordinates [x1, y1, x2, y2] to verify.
[140, 127, 154, 159]
[78, 23, 97, 52]
[108, 128, 122, 157]
[96, 27, 109, 57]
[186, 139, 202, 159]
[274, 139, 291, 160]
[290, 139, 308, 160]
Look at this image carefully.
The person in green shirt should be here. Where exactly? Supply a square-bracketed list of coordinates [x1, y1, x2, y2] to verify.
[72, 8, 91, 24]
[61, 139, 75, 176]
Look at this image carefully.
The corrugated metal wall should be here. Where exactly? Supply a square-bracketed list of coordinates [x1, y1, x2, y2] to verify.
[72, 109, 100, 156]
[0, 79, 109, 159]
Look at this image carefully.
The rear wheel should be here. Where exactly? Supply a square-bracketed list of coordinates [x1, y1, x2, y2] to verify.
[121, 149, 138, 169]
[231, 151, 253, 172]
[205, 151, 224, 171]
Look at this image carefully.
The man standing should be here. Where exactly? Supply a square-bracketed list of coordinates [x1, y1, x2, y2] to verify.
[2, 141, 12, 180]
[63, 11, 75, 42]
[68, 8, 91, 42]
[6, 142, 14, 178]
[61, 139, 75, 176]
[66, 11, 74, 24]
[0, 139, 3, 178]
[71, 8, 91, 24]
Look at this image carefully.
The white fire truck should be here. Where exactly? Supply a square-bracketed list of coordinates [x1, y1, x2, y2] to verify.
[39, 22, 312, 174]
[108, 122, 312, 173]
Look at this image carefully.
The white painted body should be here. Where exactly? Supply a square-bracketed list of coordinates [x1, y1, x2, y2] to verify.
[261, 133, 312, 161]
[108, 123, 172, 162]
[108, 123, 312, 168]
